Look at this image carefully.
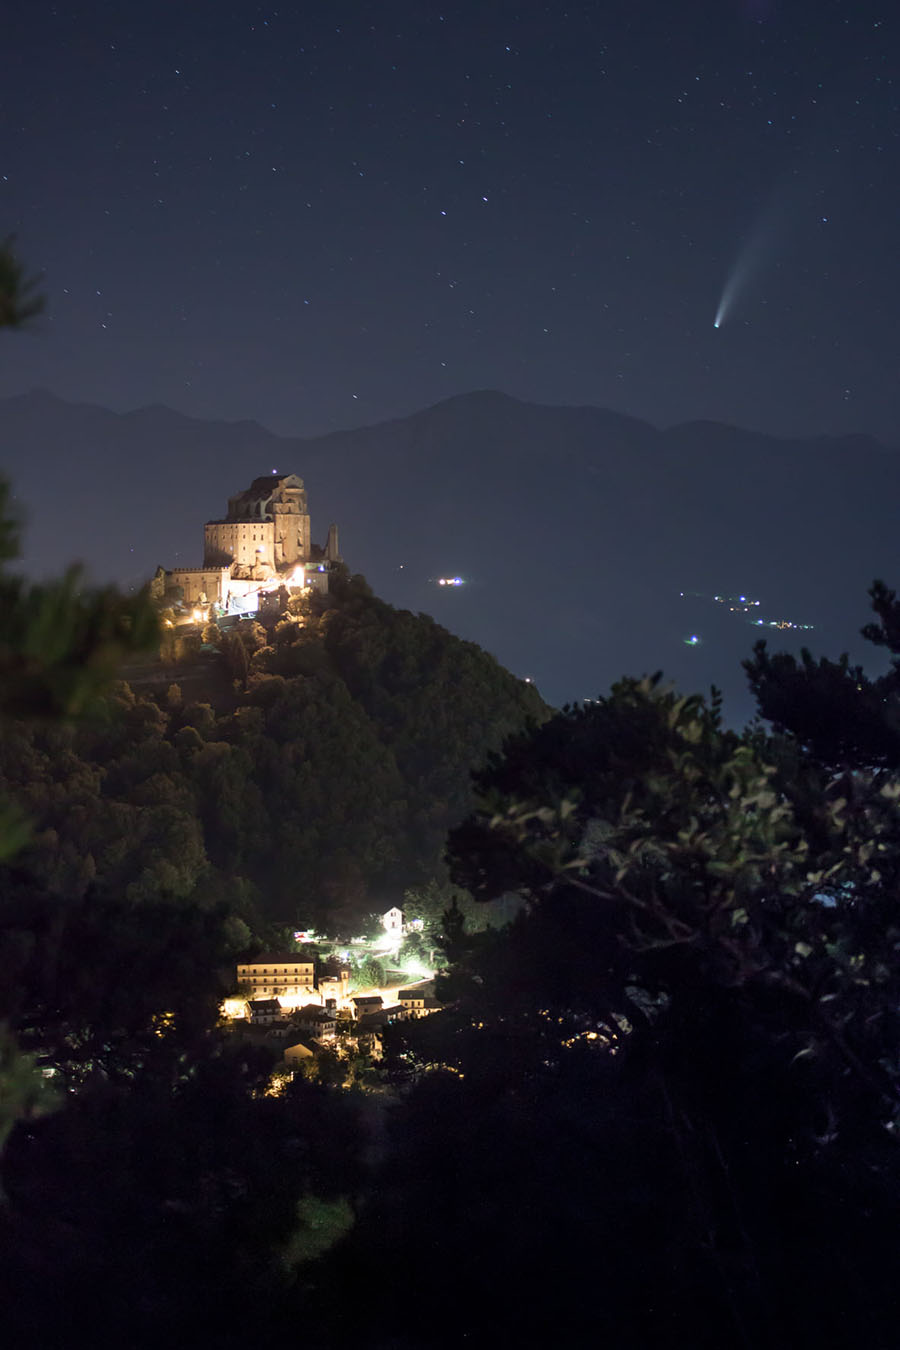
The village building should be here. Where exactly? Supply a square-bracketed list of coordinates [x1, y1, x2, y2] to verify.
[246, 998, 283, 1026]
[265, 1021, 294, 1040]
[160, 473, 341, 614]
[398, 986, 443, 1020]
[381, 906, 404, 934]
[294, 1005, 337, 1040]
[352, 994, 384, 1017]
[318, 967, 351, 1004]
[236, 954, 316, 999]
[358, 1005, 400, 1054]
[283, 1036, 323, 1069]
[360, 1005, 401, 1028]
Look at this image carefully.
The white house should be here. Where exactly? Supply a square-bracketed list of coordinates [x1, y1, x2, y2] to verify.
[294, 1005, 337, 1041]
[398, 987, 443, 1020]
[246, 997, 282, 1026]
[382, 906, 403, 934]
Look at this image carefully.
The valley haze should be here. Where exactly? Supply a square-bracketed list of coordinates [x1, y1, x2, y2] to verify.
[1, 387, 895, 726]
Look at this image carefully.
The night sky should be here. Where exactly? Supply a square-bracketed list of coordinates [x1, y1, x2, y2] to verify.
[1, 0, 898, 442]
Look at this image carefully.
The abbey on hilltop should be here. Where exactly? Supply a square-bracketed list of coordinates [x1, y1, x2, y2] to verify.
[159, 473, 340, 615]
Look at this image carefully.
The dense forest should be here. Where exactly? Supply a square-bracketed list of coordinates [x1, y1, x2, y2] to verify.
[0, 567, 546, 941]
[360, 624, 900, 1349]
[0, 484, 545, 1339]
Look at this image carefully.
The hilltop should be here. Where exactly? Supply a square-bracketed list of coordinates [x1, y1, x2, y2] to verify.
[1, 388, 897, 723]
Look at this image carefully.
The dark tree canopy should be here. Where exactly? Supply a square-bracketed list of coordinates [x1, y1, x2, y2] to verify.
[745, 579, 900, 768]
[0, 255, 369, 1342]
[0, 236, 44, 330]
[0, 574, 546, 939]
[358, 659, 900, 1349]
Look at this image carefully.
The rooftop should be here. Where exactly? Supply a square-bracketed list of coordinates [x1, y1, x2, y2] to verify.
[359, 1006, 401, 1029]
[296, 1005, 335, 1022]
[238, 953, 315, 966]
[243, 473, 303, 498]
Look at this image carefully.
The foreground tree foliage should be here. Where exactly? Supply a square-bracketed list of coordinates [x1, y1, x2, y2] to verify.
[0, 246, 372, 1345]
[745, 578, 900, 769]
[0, 539, 367, 1345]
[0, 1062, 363, 1345]
[0, 266, 163, 1157]
[345, 642, 900, 1348]
[0, 495, 365, 1345]
[0, 235, 44, 329]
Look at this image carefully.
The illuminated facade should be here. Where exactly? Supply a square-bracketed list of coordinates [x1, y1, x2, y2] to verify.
[398, 987, 443, 1019]
[318, 968, 351, 1003]
[163, 474, 341, 613]
[204, 474, 310, 570]
[294, 1005, 337, 1040]
[236, 954, 316, 999]
[246, 997, 283, 1025]
[284, 1038, 317, 1067]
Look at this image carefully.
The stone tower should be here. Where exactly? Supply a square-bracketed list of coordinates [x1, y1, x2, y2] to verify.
[203, 473, 311, 570]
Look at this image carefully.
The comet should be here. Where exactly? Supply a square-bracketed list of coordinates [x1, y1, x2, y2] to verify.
[713, 248, 757, 330]
[713, 196, 785, 330]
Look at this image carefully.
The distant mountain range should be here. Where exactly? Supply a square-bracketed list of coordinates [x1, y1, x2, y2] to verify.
[0, 387, 896, 724]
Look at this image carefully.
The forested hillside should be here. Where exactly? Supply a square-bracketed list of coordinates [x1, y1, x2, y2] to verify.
[0, 465, 547, 1342]
[0, 567, 546, 939]
[333, 585, 900, 1349]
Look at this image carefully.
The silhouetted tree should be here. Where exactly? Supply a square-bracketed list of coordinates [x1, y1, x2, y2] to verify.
[745, 578, 900, 768]
[365, 670, 900, 1350]
[0, 236, 44, 328]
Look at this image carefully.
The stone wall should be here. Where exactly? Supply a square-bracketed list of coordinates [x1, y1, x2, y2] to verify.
[165, 567, 230, 605]
[204, 519, 275, 568]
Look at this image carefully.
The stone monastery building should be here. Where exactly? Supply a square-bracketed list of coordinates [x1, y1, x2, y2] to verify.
[163, 473, 340, 613]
